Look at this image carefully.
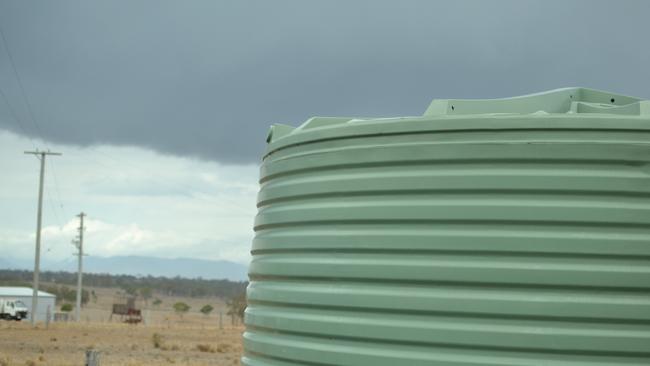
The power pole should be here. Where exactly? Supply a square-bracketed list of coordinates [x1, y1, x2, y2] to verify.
[24, 150, 62, 326]
[72, 212, 86, 322]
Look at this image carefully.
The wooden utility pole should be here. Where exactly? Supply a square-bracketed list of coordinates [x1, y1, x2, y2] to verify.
[73, 212, 86, 322]
[24, 150, 61, 326]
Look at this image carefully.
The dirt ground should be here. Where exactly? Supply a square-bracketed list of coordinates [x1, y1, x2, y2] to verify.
[0, 286, 245, 366]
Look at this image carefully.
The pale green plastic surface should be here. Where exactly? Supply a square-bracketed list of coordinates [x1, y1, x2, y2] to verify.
[245, 88, 650, 366]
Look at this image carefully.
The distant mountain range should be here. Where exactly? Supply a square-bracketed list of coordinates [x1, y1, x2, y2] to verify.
[1, 256, 248, 282]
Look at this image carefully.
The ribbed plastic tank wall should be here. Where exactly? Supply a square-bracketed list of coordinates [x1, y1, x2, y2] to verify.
[244, 88, 650, 365]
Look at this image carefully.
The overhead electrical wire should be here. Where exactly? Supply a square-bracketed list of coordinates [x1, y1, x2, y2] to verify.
[0, 22, 47, 142]
[0, 85, 37, 149]
[0, 22, 68, 227]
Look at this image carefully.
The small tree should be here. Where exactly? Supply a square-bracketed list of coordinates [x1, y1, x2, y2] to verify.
[60, 303, 73, 312]
[45, 285, 89, 306]
[81, 289, 90, 306]
[200, 304, 213, 317]
[226, 292, 246, 325]
[173, 302, 190, 319]
[122, 285, 138, 296]
[140, 287, 153, 306]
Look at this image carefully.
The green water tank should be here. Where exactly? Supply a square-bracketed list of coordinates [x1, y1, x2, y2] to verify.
[244, 88, 650, 365]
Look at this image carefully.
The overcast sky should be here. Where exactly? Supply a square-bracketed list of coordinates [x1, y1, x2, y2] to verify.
[1, 1, 649, 267]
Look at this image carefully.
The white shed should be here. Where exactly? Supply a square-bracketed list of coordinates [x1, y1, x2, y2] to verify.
[0, 287, 56, 322]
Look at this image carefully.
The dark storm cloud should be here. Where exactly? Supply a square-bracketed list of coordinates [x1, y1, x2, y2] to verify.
[0, 0, 648, 164]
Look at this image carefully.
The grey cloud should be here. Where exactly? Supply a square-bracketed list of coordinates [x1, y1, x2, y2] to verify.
[0, 0, 648, 163]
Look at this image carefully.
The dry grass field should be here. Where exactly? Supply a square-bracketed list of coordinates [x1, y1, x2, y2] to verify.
[0, 286, 244, 366]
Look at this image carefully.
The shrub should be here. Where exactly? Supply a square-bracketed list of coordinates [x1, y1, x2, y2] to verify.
[196, 344, 215, 353]
[152, 333, 164, 349]
[60, 303, 73, 312]
[200, 304, 213, 316]
[172, 302, 190, 319]
[226, 292, 246, 322]
[160, 344, 179, 351]
[216, 343, 232, 353]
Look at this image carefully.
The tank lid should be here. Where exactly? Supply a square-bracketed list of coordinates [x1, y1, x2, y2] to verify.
[265, 88, 649, 146]
[424, 87, 648, 116]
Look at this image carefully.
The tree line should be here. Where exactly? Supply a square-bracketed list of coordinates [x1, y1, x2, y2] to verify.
[0, 269, 247, 299]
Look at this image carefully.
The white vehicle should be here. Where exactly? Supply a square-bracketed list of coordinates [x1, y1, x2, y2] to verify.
[0, 299, 29, 321]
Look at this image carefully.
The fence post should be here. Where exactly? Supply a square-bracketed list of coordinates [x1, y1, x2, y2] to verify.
[45, 305, 51, 329]
[85, 349, 100, 366]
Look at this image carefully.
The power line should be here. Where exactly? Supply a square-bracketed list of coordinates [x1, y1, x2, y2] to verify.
[2, 77, 68, 251]
[47, 158, 69, 219]
[0, 88, 68, 227]
[39, 161, 67, 230]
[0, 23, 68, 224]
[1, 66, 66, 250]
[0, 85, 36, 149]
[44, 183, 63, 226]
[0, 22, 47, 142]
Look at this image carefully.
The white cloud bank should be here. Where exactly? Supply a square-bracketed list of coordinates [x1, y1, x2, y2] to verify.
[0, 130, 258, 265]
